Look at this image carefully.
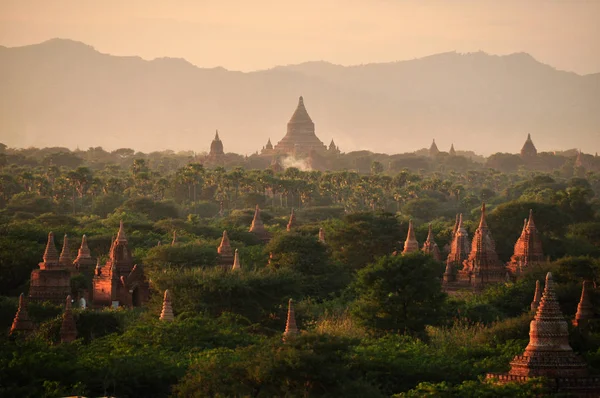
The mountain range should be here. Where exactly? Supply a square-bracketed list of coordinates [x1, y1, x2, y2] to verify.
[0, 38, 598, 155]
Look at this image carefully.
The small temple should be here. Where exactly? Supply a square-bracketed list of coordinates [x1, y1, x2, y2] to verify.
[59, 295, 77, 343]
[273, 96, 327, 155]
[449, 143, 456, 156]
[209, 130, 225, 158]
[160, 290, 175, 322]
[249, 205, 270, 243]
[217, 230, 234, 267]
[282, 298, 298, 342]
[91, 221, 150, 308]
[507, 210, 544, 278]
[328, 139, 341, 155]
[29, 232, 72, 305]
[488, 273, 600, 395]
[286, 208, 297, 232]
[573, 281, 594, 327]
[73, 234, 95, 275]
[530, 280, 542, 312]
[231, 249, 241, 271]
[318, 228, 325, 244]
[429, 139, 440, 157]
[261, 138, 274, 155]
[422, 224, 441, 261]
[520, 133, 538, 160]
[9, 293, 34, 336]
[58, 234, 73, 269]
[443, 214, 471, 285]
[402, 220, 419, 254]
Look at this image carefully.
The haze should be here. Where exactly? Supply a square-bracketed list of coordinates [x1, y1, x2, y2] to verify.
[1, 0, 599, 74]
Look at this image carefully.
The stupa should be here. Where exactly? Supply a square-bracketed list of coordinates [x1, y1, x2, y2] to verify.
[160, 290, 175, 322]
[282, 298, 299, 342]
[402, 220, 419, 254]
[249, 205, 271, 243]
[209, 130, 224, 157]
[507, 210, 544, 277]
[217, 230, 234, 267]
[232, 249, 241, 271]
[286, 209, 297, 232]
[422, 224, 441, 261]
[520, 134, 538, 160]
[73, 235, 95, 275]
[9, 293, 34, 336]
[274, 96, 326, 155]
[573, 281, 594, 327]
[429, 139, 440, 157]
[530, 280, 542, 312]
[29, 232, 72, 305]
[59, 295, 77, 343]
[443, 214, 470, 284]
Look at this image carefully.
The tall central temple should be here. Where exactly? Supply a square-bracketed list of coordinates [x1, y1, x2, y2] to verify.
[274, 96, 327, 155]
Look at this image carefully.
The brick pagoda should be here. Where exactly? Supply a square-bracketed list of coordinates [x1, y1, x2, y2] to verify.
[443, 214, 470, 285]
[29, 232, 72, 305]
[402, 220, 419, 254]
[274, 96, 327, 155]
[217, 230, 234, 267]
[422, 224, 442, 261]
[507, 210, 544, 278]
[249, 205, 270, 243]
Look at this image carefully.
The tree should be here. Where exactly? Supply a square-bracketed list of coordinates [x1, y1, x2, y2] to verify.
[351, 252, 445, 334]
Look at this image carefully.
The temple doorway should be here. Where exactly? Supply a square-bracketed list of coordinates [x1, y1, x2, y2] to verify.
[132, 287, 141, 307]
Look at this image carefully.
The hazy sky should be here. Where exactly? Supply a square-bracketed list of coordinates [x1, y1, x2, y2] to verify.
[1, 0, 599, 74]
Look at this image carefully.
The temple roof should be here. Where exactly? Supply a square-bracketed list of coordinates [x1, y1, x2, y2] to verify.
[520, 133, 537, 158]
[10, 293, 34, 336]
[160, 290, 175, 322]
[283, 298, 298, 341]
[422, 224, 441, 261]
[288, 96, 313, 126]
[402, 220, 419, 254]
[429, 139, 440, 156]
[60, 295, 77, 343]
[232, 249, 241, 270]
[59, 234, 72, 267]
[43, 232, 59, 265]
[116, 220, 127, 242]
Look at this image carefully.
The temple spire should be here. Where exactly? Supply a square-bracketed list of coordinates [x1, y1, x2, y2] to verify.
[402, 220, 419, 254]
[449, 143, 456, 156]
[422, 224, 441, 261]
[478, 202, 488, 229]
[116, 220, 127, 242]
[160, 290, 175, 322]
[171, 230, 177, 246]
[43, 232, 59, 265]
[531, 280, 542, 312]
[249, 205, 270, 242]
[76, 235, 91, 260]
[59, 234, 71, 267]
[573, 280, 594, 327]
[429, 139, 440, 157]
[283, 298, 298, 341]
[318, 228, 325, 244]
[508, 209, 544, 277]
[10, 293, 34, 336]
[232, 249, 241, 270]
[215, 129, 220, 141]
[60, 295, 77, 343]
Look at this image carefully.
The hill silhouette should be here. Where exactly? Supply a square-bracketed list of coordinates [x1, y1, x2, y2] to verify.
[0, 38, 598, 155]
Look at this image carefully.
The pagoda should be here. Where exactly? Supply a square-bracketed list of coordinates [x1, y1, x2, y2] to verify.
[328, 139, 341, 155]
[530, 280, 542, 312]
[507, 210, 544, 278]
[429, 139, 440, 157]
[422, 224, 441, 261]
[461, 204, 506, 288]
[249, 205, 271, 243]
[231, 249, 241, 271]
[261, 138, 274, 155]
[282, 298, 299, 342]
[402, 220, 419, 254]
[159, 290, 175, 322]
[443, 214, 471, 284]
[217, 230, 234, 267]
[286, 208, 297, 232]
[91, 221, 150, 308]
[9, 293, 34, 336]
[73, 235, 95, 275]
[59, 295, 77, 343]
[449, 144, 456, 156]
[209, 130, 224, 157]
[58, 234, 74, 270]
[318, 228, 326, 244]
[573, 281, 594, 327]
[488, 273, 600, 395]
[274, 96, 327, 155]
[520, 134, 538, 160]
[29, 232, 72, 305]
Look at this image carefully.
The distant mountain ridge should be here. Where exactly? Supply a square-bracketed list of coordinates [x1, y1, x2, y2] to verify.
[0, 38, 598, 155]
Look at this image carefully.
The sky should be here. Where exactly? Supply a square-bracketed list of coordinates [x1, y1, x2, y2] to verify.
[1, 0, 599, 74]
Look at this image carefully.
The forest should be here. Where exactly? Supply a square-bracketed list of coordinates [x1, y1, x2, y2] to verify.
[1, 143, 600, 397]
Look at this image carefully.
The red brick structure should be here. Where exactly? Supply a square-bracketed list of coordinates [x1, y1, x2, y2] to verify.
[488, 273, 600, 395]
[520, 133, 538, 160]
[283, 298, 298, 342]
[462, 203, 507, 288]
[160, 290, 175, 322]
[422, 224, 442, 261]
[231, 249, 241, 271]
[573, 281, 594, 327]
[286, 208, 297, 232]
[443, 214, 470, 284]
[217, 230, 234, 267]
[507, 210, 544, 278]
[318, 228, 326, 244]
[91, 221, 149, 308]
[274, 96, 327, 155]
[29, 232, 72, 305]
[402, 220, 419, 254]
[449, 143, 456, 156]
[73, 234, 95, 275]
[530, 280, 542, 312]
[249, 205, 271, 243]
[9, 293, 34, 336]
[209, 130, 224, 157]
[429, 139, 440, 157]
[59, 295, 77, 343]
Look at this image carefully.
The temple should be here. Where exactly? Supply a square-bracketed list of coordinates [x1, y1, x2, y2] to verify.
[261, 138, 274, 155]
[29, 232, 72, 305]
[429, 139, 440, 157]
[328, 139, 341, 155]
[209, 130, 224, 157]
[91, 221, 150, 308]
[488, 273, 600, 395]
[58, 234, 73, 270]
[283, 298, 298, 342]
[9, 293, 34, 336]
[530, 280, 542, 312]
[449, 143, 456, 156]
[573, 281, 594, 327]
[59, 295, 77, 343]
[520, 133, 538, 160]
[422, 224, 441, 261]
[232, 249, 241, 271]
[249, 205, 270, 243]
[318, 228, 325, 244]
[73, 235, 95, 275]
[402, 220, 419, 254]
[286, 209, 297, 232]
[443, 214, 470, 285]
[160, 290, 175, 322]
[507, 210, 544, 278]
[273, 96, 327, 155]
[217, 230, 234, 267]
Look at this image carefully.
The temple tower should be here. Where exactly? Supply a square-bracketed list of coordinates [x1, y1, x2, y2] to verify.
[9, 293, 34, 336]
[274, 96, 326, 155]
[249, 205, 270, 243]
[74, 235, 95, 275]
[573, 281, 594, 327]
[429, 139, 440, 157]
[58, 234, 73, 269]
[422, 224, 441, 261]
[318, 228, 326, 244]
[531, 280, 542, 312]
[449, 144, 456, 156]
[463, 204, 506, 288]
[217, 230, 234, 267]
[402, 220, 419, 254]
[160, 290, 175, 322]
[286, 209, 297, 232]
[232, 249, 241, 271]
[444, 214, 470, 284]
[60, 295, 77, 343]
[209, 130, 224, 157]
[507, 210, 544, 277]
[283, 298, 298, 342]
[520, 134, 538, 160]
[328, 139, 340, 155]
[29, 232, 72, 305]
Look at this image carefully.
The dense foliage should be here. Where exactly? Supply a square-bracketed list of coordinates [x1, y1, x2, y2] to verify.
[1, 143, 599, 397]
